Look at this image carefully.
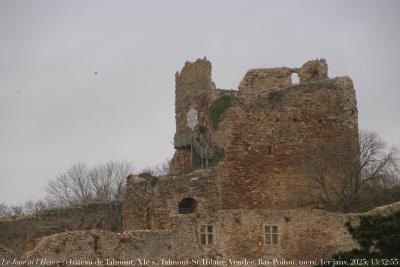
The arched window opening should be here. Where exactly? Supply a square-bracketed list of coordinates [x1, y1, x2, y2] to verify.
[178, 197, 198, 214]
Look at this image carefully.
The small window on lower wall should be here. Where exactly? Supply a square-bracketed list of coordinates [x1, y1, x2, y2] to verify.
[264, 225, 278, 245]
[200, 225, 213, 245]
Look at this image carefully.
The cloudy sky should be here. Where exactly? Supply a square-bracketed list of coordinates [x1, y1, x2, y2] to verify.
[1, 0, 399, 205]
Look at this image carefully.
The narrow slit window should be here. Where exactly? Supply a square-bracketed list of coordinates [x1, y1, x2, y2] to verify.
[264, 225, 278, 245]
[267, 145, 273, 155]
[200, 225, 213, 245]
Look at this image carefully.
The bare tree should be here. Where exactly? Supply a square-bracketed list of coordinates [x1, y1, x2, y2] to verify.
[360, 130, 399, 186]
[0, 201, 47, 218]
[9, 205, 23, 216]
[303, 130, 400, 212]
[23, 199, 48, 214]
[0, 202, 9, 217]
[45, 161, 134, 207]
[88, 161, 132, 201]
[45, 162, 91, 206]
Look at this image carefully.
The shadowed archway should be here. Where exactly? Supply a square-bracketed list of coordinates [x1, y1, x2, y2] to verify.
[178, 197, 198, 214]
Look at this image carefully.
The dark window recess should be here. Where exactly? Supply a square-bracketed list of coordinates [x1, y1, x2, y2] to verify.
[178, 197, 197, 214]
[265, 225, 278, 245]
[200, 225, 214, 245]
[267, 145, 273, 155]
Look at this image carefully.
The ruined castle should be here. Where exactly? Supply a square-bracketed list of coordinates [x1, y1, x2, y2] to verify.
[1, 58, 396, 265]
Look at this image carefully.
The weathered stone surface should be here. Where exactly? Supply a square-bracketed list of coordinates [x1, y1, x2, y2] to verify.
[123, 169, 221, 231]
[25, 230, 173, 263]
[0, 245, 16, 260]
[169, 149, 191, 175]
[299, 59, 328, 83]
[217, 77, 358, 210]
[29, 205, 400, 266]
[0, 201, 122, 255]
[238, 67, 293, 93]
[174, 57, 215, 135]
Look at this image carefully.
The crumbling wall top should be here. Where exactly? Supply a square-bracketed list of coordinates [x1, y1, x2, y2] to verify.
[238, 59, 329, 94]
[175, 57, 215, 134]
[175, 57, 212, 83]
[299, 59, 328, 83]
[238, 67, 293, 94]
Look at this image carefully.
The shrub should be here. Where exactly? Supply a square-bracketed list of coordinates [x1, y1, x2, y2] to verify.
[317, 210, 400, 266]
[208, 95, 236, 128]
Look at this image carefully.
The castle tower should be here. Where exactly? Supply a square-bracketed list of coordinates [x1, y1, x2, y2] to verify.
[171, 58, 216, 173]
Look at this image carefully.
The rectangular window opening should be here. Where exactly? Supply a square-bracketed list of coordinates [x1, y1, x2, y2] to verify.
[264, 225, 279, 245]
[200, 225, 213, 245]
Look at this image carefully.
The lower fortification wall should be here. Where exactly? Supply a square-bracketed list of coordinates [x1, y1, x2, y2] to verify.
[0, 201, 122, 256]
[22, 207, 371, 266]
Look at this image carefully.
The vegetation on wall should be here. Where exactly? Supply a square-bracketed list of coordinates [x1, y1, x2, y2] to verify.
[267, 90, 285, 105]
[209, 95, 236, 128]
[137, 172, 159, 186]
[317, 210, 400, 266]
[209, 148, 224, 166]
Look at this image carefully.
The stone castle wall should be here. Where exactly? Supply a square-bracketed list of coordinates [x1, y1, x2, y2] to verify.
[216, 77, 358, 210]
[24, 206, 374, 266]
[238, 59, 328, 94]
[123, 169, 221, 231]
[170, 58, 358, 211]
[171, 58, 216, 173]
[174, 57, 215, 135]
[0, 201, 122, 256]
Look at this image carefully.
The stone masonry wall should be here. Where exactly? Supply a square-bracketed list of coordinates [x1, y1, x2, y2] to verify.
[122, 175, 154, 231]
[171, 58, 216, 174]
[0, 201, 122, 256]
[238, 67, 293, 94]
[175, 57, 215, 135]
[171, 208, 359, 263]
[238, 59, 328, 94]
[23, 205, 384, 267]
[169, 149, 191, 176]
[216, 77, 358, 210]
[123, 169, 221, 231]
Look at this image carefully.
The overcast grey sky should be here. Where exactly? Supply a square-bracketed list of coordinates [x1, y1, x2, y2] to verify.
[1, 0, 399, 205]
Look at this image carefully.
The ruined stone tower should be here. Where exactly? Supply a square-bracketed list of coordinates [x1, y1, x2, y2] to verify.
[124, 57, 359, 231]
[171, 58, 216, 172]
